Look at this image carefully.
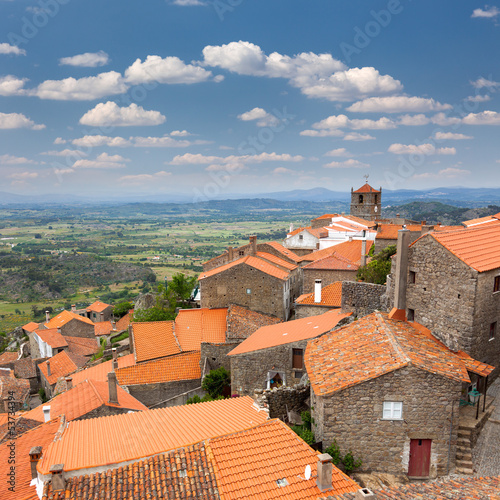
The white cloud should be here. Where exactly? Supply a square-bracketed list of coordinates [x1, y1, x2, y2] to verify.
[343, 132, 375, 141]
[0, 43, 26, 56]
[125, 55, 214, 85]
[309, 114, 397, 131]
[465, 95, 491, 102]
[272, 167, 297, 174]
[388, 143, 456, 155]
[0, 154, 36, 165]
[8, 171, 38, 180]
[430, 112, 462, 126]
[471, 77, 499, 89]
[323, 159, 370, 169]
[54, 137, 67, 145]
[413, 167, 471, 180]
[237, 107, 279, 127]
[300, 129, 344, 137]
[41, 149, 88, 157]
[119, 171, 171, 183]
[245, 152, 304, 163]
[59, 51, 110, 67]
[347, 96, 451, 113]
[132, 135, 193, 147]
[324, 148, 352, 157]
[471, 6, 500, 18]
[170, 130, 192, 137]
[202, 41, 401, 101]
[0, 76, 28, 96]
[434, 132, 473, 140]
[71, 135, 132, 147]
[171, 0, 206, 5]
[170, 151, 303, 166]
[72, 152, 130, 169]
[34, 71, 127, 100]
[397, 114, 431, 126]
[462, 110, 500, 125]
[79, 102, 166, 127]
[0, 112, 45, 130]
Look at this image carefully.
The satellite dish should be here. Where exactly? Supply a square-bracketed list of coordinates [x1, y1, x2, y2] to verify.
[304, 464, 312, 480]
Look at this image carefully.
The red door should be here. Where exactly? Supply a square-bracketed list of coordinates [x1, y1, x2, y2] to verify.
[408, 439, 432, 477]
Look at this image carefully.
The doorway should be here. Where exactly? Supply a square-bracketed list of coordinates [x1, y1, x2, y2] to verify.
[408, 439, 432, 478]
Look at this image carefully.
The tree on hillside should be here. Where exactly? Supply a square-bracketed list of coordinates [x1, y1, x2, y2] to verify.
[168, 273, 197, 307]
[113, 301, 133, 319]
[356, 244, 396, 285]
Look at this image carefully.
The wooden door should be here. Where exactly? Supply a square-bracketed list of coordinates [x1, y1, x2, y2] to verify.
[408, 439, 432, 477]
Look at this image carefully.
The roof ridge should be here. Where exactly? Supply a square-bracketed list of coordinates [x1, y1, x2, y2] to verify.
[377, 313, 411, 366]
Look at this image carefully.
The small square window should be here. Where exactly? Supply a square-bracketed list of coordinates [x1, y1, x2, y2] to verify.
[407, 308, 415, 322]
[299, 234, 303, 240]
[490, 322, 497, 341]
[383, 401, 403, 420]
[246, 288, 251, 295]
[409, 271, 416, 284]
[494, 276, 500, 293]
[292, 348, 304, 369]
[239, 250, 245, 256]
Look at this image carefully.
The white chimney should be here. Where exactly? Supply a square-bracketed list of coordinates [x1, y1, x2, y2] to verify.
[355, 488, 376, 499]
[361, 234, 367, 267]
[65, 377, 72, 390]
[42, 406, 51, 423]
[112, 348, 118, 371]
[45, 310, 50, 323]
[112, 321, 117, 331]
[71, 304, 76, 313]
[289, 223, 294, 233]
[314, 279, 322, 304]
[316, 453, 333, 491]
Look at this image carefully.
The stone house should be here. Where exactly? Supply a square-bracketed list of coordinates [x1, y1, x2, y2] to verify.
[14, 357, 45, 394]
[199, 252, 301, 320]
[31, 328, 99, 361]
[82, 301, 114, 322]
[228, 309, 351, 396]
[305, 312, 494, 478]
[386, 223, 500, 377]
[350, 182, 382, 221]
[295, 281, 342, 319]
[283, 226, 326, 255]
[0, 376, 30, 412]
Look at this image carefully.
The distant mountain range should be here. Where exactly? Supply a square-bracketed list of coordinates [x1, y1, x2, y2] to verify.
[1, 186, 500, 208]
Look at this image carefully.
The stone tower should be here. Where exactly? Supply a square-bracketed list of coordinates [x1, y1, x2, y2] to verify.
[350, 181, 382, 221]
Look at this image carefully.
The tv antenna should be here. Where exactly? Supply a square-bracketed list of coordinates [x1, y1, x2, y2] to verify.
[363, 174, 369, 183]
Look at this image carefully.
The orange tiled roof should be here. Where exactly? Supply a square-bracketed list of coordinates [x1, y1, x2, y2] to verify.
[38, 396, 268, 475]
[305, 312, 471, 396]
[39, 350, 87, 385]
[94, 321, 114, 336]
[455, 351, 495, 378]
[199, 255, 291, 281]
[376, 224, 422, 240]
[314, 213, 340, 220]
[132, 320, 179, 363]
[35, 328, 68, 349]
[0, 417, 62, 500]
[432, 224, 465, 232]
[45, 310, 94, 329]
[256, 251, 298, 271]
[0, 351, 18, 365]
[22, 379, 147, 423]
[42, 441, 220, 500]
[65, 336, 99, 357]
[86, 300, 112, 313]
[228, 309, 351, 356]
[296, 282, 343, 307]
[71, 353, 136, 386]
[22, 321, 39, 332]
[342, 215, 377, 227]
[300, 239, 373, 263]
[288, 226, 326, 239]
[116, 311, 132, 331]
[462, 213, 500, 227]
[175, 308, 227, 350]
[424, 223, 500, 272]
[261, 241, 302, 262]
[303, 253, 360, 271]
[210, 419, 359, 500]
[116, 351, 201, 386]
[353, 182, 380, 193]
[227, 304, 282, 339]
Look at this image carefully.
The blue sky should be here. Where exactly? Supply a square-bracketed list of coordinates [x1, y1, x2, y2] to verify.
[0, 0, 499, 200]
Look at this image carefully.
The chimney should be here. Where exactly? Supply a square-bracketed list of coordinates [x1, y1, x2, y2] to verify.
[228, 246, 234, 261]
[314, 279, 322, 303]
[249, 235, 257, 255]
[49, 464, 65, 492]
[108, 371, 119, 404]
[394, 228, 410, 313]
[65, 377, 72, 390]
[71, 304, 76, 313]
[112, 321, 117, 331]
[355, 488, 376, 499]
[57, 327, 61, 335]
[361, 232, 367, 267]
[42, 406, 51, 423]
[29, 447, 43, 480]
[100, 312, 104, 322]
[316, 453, 333, 491]
[112, 348, 118, 370]
[421, 224, 434, 234]
[45, 310, 50, 323]
[128, 325, 134, 354]
[289, 223, 294, 233]
[46, 361, 51, 378]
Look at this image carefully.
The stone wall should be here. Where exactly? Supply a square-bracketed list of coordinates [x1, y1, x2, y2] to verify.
[303, 269, 357, 294]
[61, 319, 95, 339]
[312, 366, 461, 477]
[254, 383, 310, 419]
[341, 281, 386, 318]
[295, 304, 337, 319]
[201, 342, 240, 373]
[200, 263, 291, 320]
[125, 378, 202, 408]
[76, 404, 139, 421]
[230, 340, 310, 396]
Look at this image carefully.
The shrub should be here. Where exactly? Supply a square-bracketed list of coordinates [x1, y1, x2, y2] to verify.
[342, 450, 362, 473]
[202, 367, 230, 399]
[324, 440, 342, 466]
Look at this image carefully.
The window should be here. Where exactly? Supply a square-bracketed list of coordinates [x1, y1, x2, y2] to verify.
[490, 322, 497, 341]
[299, 234, 303, 240]
[409, 271, 416, 284]
[407, 308, 415, 322]
[494, 276, 500, 293]
[292, 348, 304, 369]
[239, 250, 244, 256]
[246, 288, 251, 294]
[359, 195, 364, 203]
[383, 401, 403, 420]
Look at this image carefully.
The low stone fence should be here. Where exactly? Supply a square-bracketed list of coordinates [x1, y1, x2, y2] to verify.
[341, 281, 386, 318]
[254, 382, 310, 419]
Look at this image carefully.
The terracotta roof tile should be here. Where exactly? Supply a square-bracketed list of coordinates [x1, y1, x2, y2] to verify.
[228, 309, 351, 356]
[300, 240, 373, 264]
[226, 305, 282, 340]
[116, 351, 201, 386]
[261, 241, 302, 262]
[352, 182, 380, 193]
[0, 376, 30, 401]
[23, 379, 147, 423]
[455, 351, 495, 377]
[199, 255, 292, 281]
[256, 251, 299, 270]
[39, 350, 87, 385]
[210, 419, 359, 500]
[38, 396, 268, 475]
[376, 224, 422, 240]
[287, 226, 326, 239]
[35, 328, 68, 349]
[42, 442, 220, 500]
[22, 321, 39, 332]
[14, 357, 37, 379]
[463, 213, 500, 227]
[86, 300, 112, 313]
[0, 351, 19, 365]
[44, 310, 94, 329]
[62, 336, 99, 357]
[0, 417, 62, 500]
[175, 308, 227, 350]
[425, 223, 500, 272]
[132, 320, 180, 363]
[116, 311, 132, 331]
[305, 312, 473, 397]
[0, 416, 41, 443]
[296, 282, 343, 307]
[94, 320, 114, 336]
[71, 353, 136, 386]
[303, 254, 360, 271]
